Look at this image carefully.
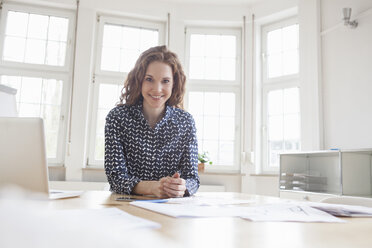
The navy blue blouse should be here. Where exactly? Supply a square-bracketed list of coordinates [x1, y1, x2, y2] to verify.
[104, 102, 200, 196]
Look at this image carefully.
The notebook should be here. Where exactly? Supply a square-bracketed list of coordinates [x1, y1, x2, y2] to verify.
[0, 117, 82, 199]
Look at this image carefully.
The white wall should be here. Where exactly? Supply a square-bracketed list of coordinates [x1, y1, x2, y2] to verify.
[321, 0, 372, 149]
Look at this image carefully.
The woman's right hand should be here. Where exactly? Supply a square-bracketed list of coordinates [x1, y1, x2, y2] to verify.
[150, 177, 169, 198]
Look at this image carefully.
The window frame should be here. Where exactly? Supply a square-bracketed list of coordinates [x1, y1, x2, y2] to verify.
[0, 3, 75, 72]
[260, 17, 300, 174]
[88, 15, 166, 167]
[185, 26, 242, 172]
[0, 3, 75, 166]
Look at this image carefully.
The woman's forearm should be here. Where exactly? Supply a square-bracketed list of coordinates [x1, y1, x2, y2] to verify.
[132, 181, 159, 195]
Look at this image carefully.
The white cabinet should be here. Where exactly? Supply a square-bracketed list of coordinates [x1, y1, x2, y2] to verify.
[279, 149, 372, 201]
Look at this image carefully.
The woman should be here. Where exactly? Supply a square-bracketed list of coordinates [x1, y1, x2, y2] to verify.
[104, 45, 199, 198]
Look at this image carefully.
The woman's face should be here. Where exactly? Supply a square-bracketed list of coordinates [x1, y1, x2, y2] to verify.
[141, 61, 174, 111]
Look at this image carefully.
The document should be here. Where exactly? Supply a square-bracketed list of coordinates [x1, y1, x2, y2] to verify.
[301, 202, 372, 217]
[130, 201, 243, 218]
[130, 201, 344, 222]
[166, 196, 254, 206]
[239, 203, 345, 223]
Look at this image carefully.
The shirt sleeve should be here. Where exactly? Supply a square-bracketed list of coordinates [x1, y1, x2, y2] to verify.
[179, 116, 200, 196]
[104, 109, 141, 195]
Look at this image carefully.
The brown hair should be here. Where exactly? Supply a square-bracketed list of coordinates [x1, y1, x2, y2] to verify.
[118, 45, 186, 109]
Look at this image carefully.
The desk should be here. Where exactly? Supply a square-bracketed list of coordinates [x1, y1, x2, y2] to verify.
[47, 191, 372, 248]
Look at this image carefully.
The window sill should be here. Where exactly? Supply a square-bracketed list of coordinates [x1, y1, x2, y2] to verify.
[249, 173, 279, 177]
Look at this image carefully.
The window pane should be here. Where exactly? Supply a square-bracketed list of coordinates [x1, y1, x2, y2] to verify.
[204, 92, 219, 115]
[3, 36, 26, 62]
[102, 24, 122, 47]
[266, 23, 299, 79]
[283, 24, 298, 50]
[268, 115, 283, 141]
[190, 35, 205, 57]
[205, 35, 220, 57]
[203, 140, 218, 164]
[283, 49, 298, 75]
[101, 46, 120, 71]
[100, 24, 158, 72]
[98, 84, 121, 109]
[220, 93, 235, 116]
[3, 10, 69, 66]
[219, 117, 234, 140]
[189, 57, 204, 79]
[267, 53, 282, 78]
[266, 87, 301, 168]
[268, 90, 283, 115]
[220, 35, 236, 58]
[219, 141, 234, 165]
[46, 41, 66, 66]
[120, 49, 140, 73]
[204, 57, 219, 80]
[188, 91, 236, 166]
[25, 39, 46, 64]
[94, 83, 122, 160]
[0, 76, 64, 159]
[140, 29, 158, 51]
[283, 87, 299, 114]
[189, 33, 237, 81]
[122, 27, 140, 49]
[220, 58, 235, 80]
[48, 17, 69, 42]
[95, 134, 105, 161]
[203, 116, 219, 140]
[188, 92, 204, 115]
[267, 29, 282, 54]
[6, 11, 28, 37]
[20, 77, 42, 103]
[284, 114, 300, 140]
[27, 14, 48, 39]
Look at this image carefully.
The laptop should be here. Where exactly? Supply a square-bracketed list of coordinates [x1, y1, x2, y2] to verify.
[0, 117, 82, 199]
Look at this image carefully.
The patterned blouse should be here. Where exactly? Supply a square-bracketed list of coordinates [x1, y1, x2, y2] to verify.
[104, 102, 200, 196]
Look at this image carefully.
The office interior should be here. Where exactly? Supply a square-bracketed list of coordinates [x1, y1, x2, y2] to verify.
[0, 0, 371, 197]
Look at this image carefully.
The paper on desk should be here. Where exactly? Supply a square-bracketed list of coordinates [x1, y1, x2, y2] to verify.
[55, 208, 161, 230]
[300, 202, 372, 217]
[131, 201, 344, 222]
[130, 201, 242, 218]
[239, 203, 345, 223]
[166, 196, 254, 206]
[0, 189, 161, 248]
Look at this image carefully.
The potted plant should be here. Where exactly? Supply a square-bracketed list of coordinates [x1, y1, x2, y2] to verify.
[198, 152, 212, 173]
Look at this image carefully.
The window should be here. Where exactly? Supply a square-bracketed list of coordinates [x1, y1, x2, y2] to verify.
[0, 4, 74, 165]
[185, 27, 241, 171]
[261, 18, 300, 172]
[88, 16, 165, 166]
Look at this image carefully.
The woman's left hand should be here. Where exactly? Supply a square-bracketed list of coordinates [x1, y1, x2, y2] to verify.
[162, 172, 186, 198]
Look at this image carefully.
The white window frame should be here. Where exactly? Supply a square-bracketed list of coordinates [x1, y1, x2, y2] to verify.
[0, 3, 75, 166]
[185, 27, 242, 172]
[0, 3, 75, 72]
[260, 17, 300, 174]
[88, 15, 165, 167]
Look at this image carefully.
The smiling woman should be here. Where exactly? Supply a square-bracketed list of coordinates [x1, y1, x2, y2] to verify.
[104, 46, 200, 198]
